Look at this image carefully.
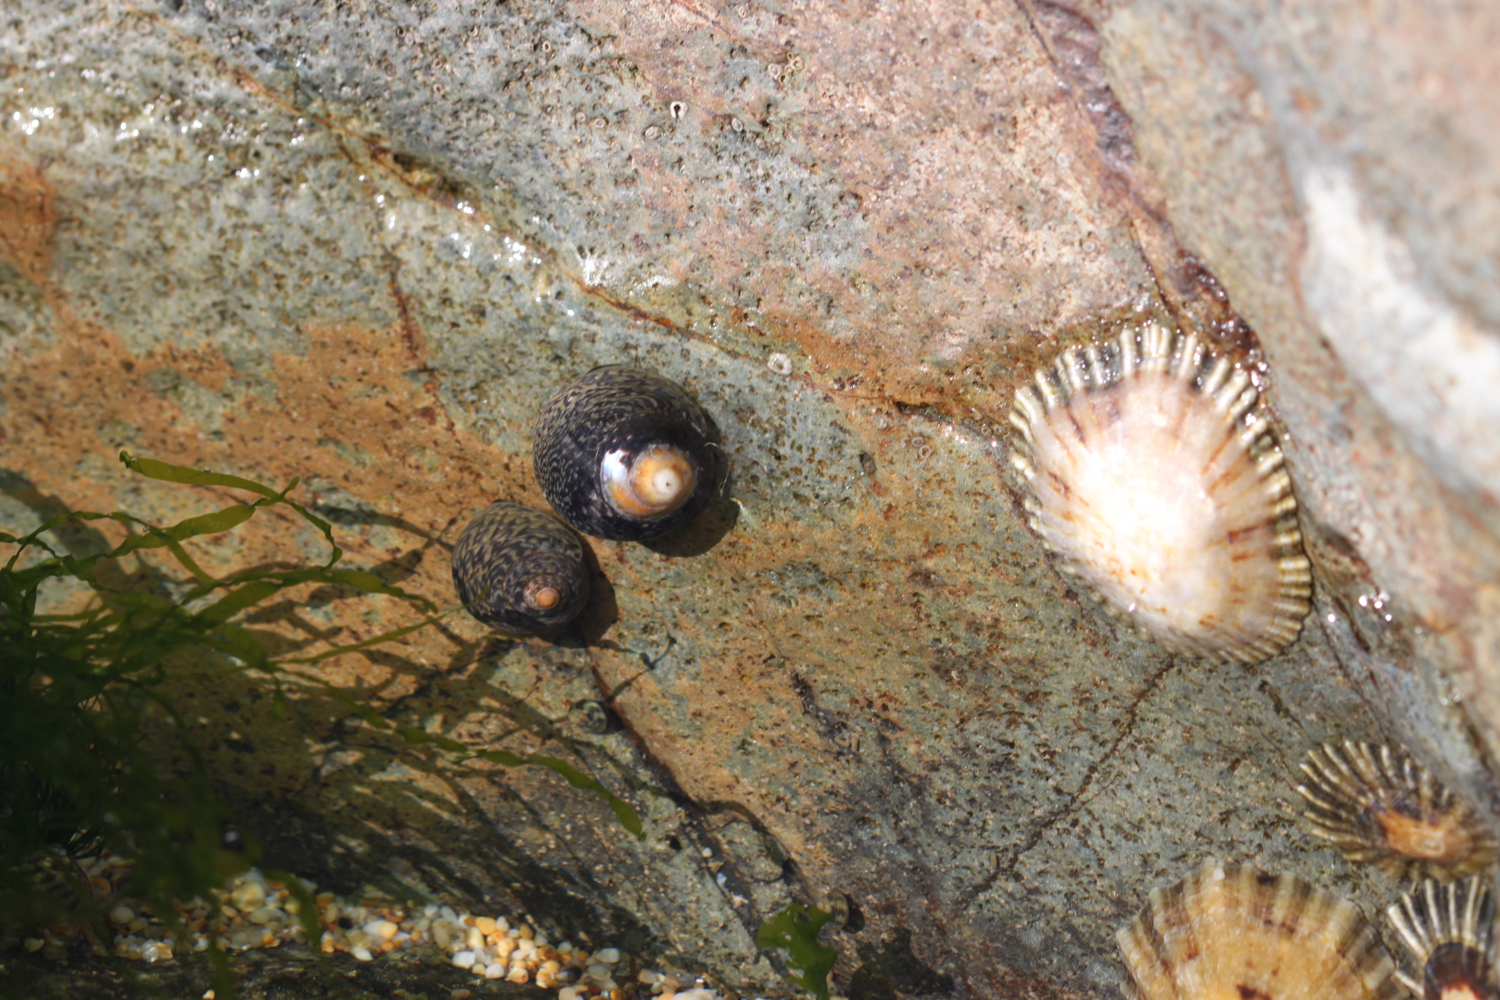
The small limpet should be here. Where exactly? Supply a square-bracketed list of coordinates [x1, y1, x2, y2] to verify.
[533, 367, 721, 542]
[1008, 322, 1312, 663]
[1386, 876, 1497, 1000]
[1297, 741, 1499, 882]
[451, 501, 591, 634]
[1117, 858, 1401, 1000]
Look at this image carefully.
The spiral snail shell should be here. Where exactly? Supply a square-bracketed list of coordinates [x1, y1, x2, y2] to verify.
[532, 366, 721, 541]
[451, 501, 591, 634]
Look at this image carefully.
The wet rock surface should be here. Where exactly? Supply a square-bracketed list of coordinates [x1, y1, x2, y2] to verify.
[0, 2, 1495, 999]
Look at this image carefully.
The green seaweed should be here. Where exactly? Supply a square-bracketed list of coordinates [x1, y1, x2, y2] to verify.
[756, 903, 839, 1000]
[0, 452, 642, 996]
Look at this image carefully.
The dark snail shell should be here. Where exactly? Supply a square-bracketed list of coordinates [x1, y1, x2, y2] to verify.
[451, 501, 590, 634]
[532, 366, 721, 541]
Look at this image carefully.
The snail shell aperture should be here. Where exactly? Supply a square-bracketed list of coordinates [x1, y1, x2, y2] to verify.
[532, 366, 721, 541]
[451, 501, 591, 634]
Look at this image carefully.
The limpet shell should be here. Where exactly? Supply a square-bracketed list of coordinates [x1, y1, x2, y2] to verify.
[1297, 741, 1500, 882]
[1117, 858, 1400, 1000]
[1386, 876, 1497, 1000]
[1009, 322, 1312, 663]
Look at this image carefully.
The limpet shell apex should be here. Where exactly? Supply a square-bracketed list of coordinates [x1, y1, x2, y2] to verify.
[1117, 858, 1401, 1000]
[1387, 877, 1497, 1000]
[1297, 741, 1500, 882]
[1009, 322, 1312, 663]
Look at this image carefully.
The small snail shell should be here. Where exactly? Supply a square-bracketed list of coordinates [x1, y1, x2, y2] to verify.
[451, 501, 591, 634]
[532, 366, 721, 541]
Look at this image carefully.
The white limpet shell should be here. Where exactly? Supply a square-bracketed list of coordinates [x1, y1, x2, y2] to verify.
[1009, 322, 1312, 663]
[1298, 741, 1500, 883]
[1117, 859, 1402, 1000]
[1387, 876, 1497, 1000]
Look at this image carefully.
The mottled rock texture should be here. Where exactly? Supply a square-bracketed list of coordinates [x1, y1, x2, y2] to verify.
[0, 2, 1495, 999]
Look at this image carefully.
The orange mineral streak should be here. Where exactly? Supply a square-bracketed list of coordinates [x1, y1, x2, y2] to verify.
[0, 156, 537, 693]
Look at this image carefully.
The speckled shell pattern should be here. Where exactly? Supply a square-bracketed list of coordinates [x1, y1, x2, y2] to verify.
[450, 501, 590, 635]
[1117, 859, 1401, 1000]
[532, 366, 719, 541]
[1009, 323, 1313, 664]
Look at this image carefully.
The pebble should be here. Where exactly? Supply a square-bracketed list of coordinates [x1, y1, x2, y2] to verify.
[52, 852, 744, 1000]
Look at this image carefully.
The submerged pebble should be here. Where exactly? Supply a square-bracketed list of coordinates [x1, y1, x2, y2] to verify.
[29, 852, 738, 1000]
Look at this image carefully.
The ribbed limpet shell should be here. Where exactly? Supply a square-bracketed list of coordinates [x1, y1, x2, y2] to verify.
[1117, 859, 1401, 1000]
[1298, 741, 1500, 882]
[1387, 876, 1497, 1000]
[1008, 322, 1312, 663]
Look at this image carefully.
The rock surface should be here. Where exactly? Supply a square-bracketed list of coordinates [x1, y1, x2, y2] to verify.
[1, 1, 1497, 998]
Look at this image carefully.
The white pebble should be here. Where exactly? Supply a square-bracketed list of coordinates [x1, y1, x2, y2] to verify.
[587, 963, 611, 980]
[484, 962, 506, 979]
[230, 882, 265, 911]
[451, 950, 477, 969]
[559, 990, 580, 1000]
[140, 942, 161, 963]
[352, 946, 374, 962]
[248, 906, 281, 925]
[110, 904, 136, 924]
[595, 947, 621, 964]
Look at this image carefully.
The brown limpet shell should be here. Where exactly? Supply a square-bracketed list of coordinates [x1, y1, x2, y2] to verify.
[1297, 741, 1500, 882]
[1387, 877, 1497, 1000]
[1117, 859, 1401, 1000]
[1008, 322, 1312, 663]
